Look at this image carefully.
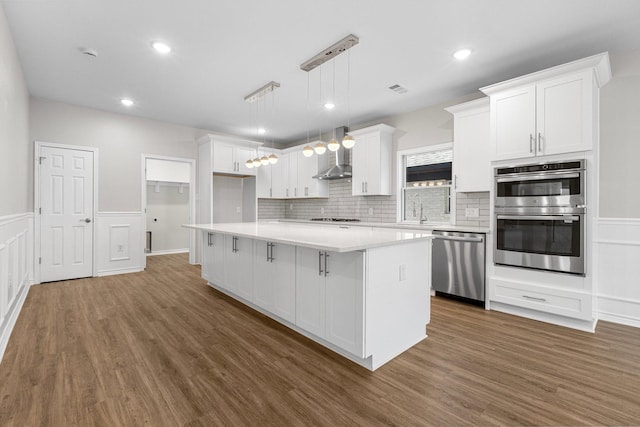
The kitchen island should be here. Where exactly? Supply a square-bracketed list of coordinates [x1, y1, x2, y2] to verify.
[184, 221, 433, 370]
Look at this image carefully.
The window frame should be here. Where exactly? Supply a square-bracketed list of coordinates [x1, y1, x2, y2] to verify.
[396, 142, 456, 225]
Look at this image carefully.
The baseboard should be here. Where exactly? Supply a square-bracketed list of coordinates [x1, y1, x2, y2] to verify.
[597, 294, 640, 328]
[96, 267, 144, 277]
[146, 248, 189, 256]
[0, 281, 30, 364]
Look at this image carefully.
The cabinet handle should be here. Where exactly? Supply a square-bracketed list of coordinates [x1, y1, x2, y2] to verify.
[454, 174, 458, 190]
[207, 232, 213, 247]
[324, 252, 329, 276]
[318, 251, 324, 276]
[270, 188, 272, 198]
[529, 134, 534, 153]
[295, 188, 297, 197]
[266, 242, 270, 262]
[522, 295, 547, 302]
[286, 188, 289, 197]
[538, 132, 543, 153]
[361, 182, 365, 193]
[305, 186, 309, 196]
[270, 243, 275, 262]
[232, 236, 238, 253]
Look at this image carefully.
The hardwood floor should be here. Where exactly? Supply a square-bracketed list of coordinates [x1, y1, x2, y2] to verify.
[1, 253, 639, 426]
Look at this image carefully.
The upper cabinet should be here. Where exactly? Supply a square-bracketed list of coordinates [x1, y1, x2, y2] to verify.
[212, 140, 258, 175]
[445, 98, 491, 192]
[349, 124, 395, 196]
[480, 53, 611, 161]
[296, 146, 329, 198]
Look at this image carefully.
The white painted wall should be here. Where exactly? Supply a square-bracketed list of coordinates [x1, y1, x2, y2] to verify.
[146, 183, 190, 253]
[29, 98, 203, 212]
[599, 49, 640, 218]
[0, 3, 30, 216]
[212, 175, 244, 223]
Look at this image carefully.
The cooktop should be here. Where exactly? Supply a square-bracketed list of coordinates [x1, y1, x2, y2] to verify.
[310, 218, 361, 222]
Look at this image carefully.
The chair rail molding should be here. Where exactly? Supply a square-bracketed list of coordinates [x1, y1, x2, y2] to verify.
[594, 217, 640, 328]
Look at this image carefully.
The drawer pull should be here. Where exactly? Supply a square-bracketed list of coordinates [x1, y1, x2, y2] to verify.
[522, 295, 547, 302]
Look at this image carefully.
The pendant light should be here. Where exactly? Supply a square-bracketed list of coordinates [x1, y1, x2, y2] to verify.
[313, 65, 327, 155]
[244, 81, 280, 167]
[267, 89, 278, 164]
[302, 72, 314, 157]
[327, 60, 340, 152]
[342, 49, 356, 148]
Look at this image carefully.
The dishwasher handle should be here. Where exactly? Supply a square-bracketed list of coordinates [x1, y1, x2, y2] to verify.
[432, 235, 484, 243]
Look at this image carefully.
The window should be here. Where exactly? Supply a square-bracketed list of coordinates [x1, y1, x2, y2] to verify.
[397, 143, 454, 224]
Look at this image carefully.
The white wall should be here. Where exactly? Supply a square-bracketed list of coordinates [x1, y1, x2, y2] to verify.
[599, 49, 640, 218]
[0, 3, 30, 216]
[29, 98, 203, 212]
[146, 183, 190, 253]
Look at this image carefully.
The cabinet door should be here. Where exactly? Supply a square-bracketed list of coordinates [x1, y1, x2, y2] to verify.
[271, 243, 296, 323]
[253, 241, 274, 310]
[271, 157, 285, 198]
[201, 232, 214, 282]
[223, 235, 253, 299]
[295, 247, 325, 337]
[491, 85, 536, 160]
[351, 137, 367, 196]
[256, 161, 272, 198]
[288, 153, 298, 198]
[213, 142, 235, 174]
[209, 233, 225, 286]
[324, 251, 364, 357]
[536, 70, 593, 156]
[236, 146, 257, 175]
[453, 107, 491, 192]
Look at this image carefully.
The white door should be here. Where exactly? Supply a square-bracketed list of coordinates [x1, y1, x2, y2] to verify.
[40, 146, 94, 282]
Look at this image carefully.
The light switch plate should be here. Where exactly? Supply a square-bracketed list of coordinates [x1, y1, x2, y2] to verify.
[368, 208, 374, 215]
[465, 207, 479, 218]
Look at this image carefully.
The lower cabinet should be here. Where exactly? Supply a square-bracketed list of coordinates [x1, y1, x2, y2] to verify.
[295, 247, 365, 357]
[253, 241, 296, 323]
[223, 235, 253, 301]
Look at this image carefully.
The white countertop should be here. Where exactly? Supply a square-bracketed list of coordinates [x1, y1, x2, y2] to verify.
[184, 222, 433, 252]
[277, 219, 489, 234]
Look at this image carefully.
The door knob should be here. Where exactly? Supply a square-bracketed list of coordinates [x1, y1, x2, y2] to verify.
[83, 218, 92, 223]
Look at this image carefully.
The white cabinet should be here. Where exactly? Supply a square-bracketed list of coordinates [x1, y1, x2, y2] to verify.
[349, 125, 395, 196]
[223, 235, 253, 300]
[202, 232, 224, 285]
[296, 148, 328, 198]
[445, 98, 491, 192]
[295, 247, 364, 356]
[481, 53, 611, 161]
[213, 141, 257, 175]
[253, 240, 296, 323]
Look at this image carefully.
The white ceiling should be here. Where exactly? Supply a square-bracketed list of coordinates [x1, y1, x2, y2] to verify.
[3, 0, 640, 145]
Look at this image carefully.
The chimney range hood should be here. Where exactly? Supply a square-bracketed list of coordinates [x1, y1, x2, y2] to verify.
[313, 127, 352, 180]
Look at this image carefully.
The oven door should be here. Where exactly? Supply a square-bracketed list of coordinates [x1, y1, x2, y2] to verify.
[495, 171, 584, 207]
[495, 213, 584, 275]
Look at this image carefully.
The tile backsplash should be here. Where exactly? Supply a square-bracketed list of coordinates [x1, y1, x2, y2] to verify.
[257, 183, 489, 227]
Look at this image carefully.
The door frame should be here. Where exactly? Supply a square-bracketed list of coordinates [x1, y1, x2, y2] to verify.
[141, 154, 196, 267]
[34, 141, 99, 284]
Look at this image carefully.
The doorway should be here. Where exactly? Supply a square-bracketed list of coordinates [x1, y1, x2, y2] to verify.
[141, 155, 196, 268]
[35, 142, 98, 283]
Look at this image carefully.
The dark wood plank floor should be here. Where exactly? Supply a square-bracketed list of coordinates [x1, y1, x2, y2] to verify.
[1, 254, 639, 426]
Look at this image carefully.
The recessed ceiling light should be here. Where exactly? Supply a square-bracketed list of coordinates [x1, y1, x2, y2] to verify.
[453, 49, 472, 60]
[120, 98, 134, 107]
[324, 102, 335, 110]
[152, 42, 171, 54]
[258, 128, 266, 134]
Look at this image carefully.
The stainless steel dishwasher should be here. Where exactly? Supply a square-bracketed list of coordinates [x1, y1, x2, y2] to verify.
[432, 230, 486, 304]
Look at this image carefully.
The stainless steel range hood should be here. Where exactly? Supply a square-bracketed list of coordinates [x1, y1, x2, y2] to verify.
[313, 127, 352, 180]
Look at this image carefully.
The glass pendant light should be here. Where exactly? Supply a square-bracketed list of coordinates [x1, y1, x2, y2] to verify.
[268, 153, 278, 164]
[260, 155, 269, 165]
[252, 158, 261, 167]
[327, 138, 340, 151]
[267, 90, 278, 165]
[245, 159, 254, 169]
[342, 134, 355, 148]
[302, 145, 314, 157]
[314, 142, 326, 155]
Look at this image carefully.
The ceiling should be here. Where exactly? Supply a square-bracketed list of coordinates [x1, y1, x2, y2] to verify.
[3, 0, 640, 146]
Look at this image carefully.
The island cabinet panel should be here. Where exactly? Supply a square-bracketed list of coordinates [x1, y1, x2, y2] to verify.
[202, 232, 225, 286]
[295, 247, 365, 357]
[223, 235, 254, 301]
[253, 241, 296, 323]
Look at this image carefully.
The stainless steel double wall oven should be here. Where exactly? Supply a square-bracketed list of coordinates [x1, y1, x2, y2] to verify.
[494, 160, 586, 275]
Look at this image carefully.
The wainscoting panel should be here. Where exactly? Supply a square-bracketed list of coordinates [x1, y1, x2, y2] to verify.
[0, 213, 34, 363]
[96, 212, 143, 276]
[595, 218, 640, 328]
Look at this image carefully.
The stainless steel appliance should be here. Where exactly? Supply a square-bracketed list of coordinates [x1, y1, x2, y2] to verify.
[494, 160, 586, 275]
[432, 230, 486, 304]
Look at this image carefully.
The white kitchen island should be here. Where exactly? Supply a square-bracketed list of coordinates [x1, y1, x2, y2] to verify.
[184, 221, 433, 371]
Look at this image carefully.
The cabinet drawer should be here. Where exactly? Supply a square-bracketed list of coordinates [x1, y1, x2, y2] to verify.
[491, 278, 592, 320]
